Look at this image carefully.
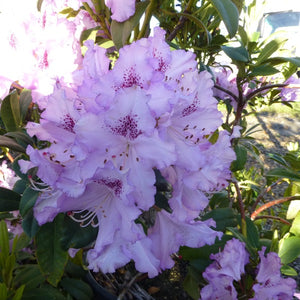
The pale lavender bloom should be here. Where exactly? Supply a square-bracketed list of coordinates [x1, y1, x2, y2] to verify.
[105, 0, 136, 22]
[250, 248, 296, 300]
[200, 275, 238, 300]
[200, 239, 249, 300]
[280, 75, 300, 102]
[148, 210, 222, 270]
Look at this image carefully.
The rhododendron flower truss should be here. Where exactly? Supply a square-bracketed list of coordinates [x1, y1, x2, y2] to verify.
[21, 27, 236, 277]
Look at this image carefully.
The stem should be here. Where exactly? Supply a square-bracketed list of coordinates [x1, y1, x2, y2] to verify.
[166, 0, 193, 42]
[250, 179, 283, 213]
[253, 215, 291, 226]
[251, 196, 300, 220]
[245, 83, 288, 101]
[214, 84, 239, 101]
[233, 180, 247, 236]
[6, 152, 14, 163]
[137, 0, 157, 39]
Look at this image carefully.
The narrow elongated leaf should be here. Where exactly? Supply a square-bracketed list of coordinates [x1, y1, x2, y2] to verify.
[210, 0, 239, 38]
[231, 144, 248, 171]
[36, 214, 68, 286]
[0, 135, 26, 153]
[290, 212, 300, 237]
[22, 285, 66, 300]
[0, 221, 9, 263]
[278, 236, 300, 264]
[0, 283, 7, 300]
[22, 210, 39, 238]
[281, 265, 297, 276]
[266, 168, 300, 181]
[60, 278, 93, 300]
[14, 265, 45, 291]
[250, 65, 279, 76]
[256, 39, 284, 65]
[5, 131, 34, 147]
[0, 187, 21, 212]
[177, 13, 211, 45]
[221, 45, 249, 62]
[1, 91, 21, 132]
[20, 187, 39, 217]
[111, 1, 149, 49]
[12, 285, 25, 300]
[202, 208, 238, 231]
[19, 89, 32, 122]
[266, 56, 300, 67]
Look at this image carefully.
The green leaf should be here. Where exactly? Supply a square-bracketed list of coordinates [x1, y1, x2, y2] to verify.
[60, 278, 93, 300]
[36, 214, 68, 287]
[0, 283, 7, 300]
[231, 144, 248, 172]
[249, 65, 279, 76]
[177, 13, 211, 45]
[281, 265, 298, 276]
[202, 208, 238, 231]
[210, 0, 239, 38]
[256, 39, 284, 65]
[0, 187, 20, 212]
[209, 191, 230, 209]
[5, 131, 34, 148]
[19, 187, 39, 217]
[80, 26, 101, 45]
[183, 266, 200, 300]
[266, 56, 300, 67]
[278, 236, 300, 264]
[221, 45, 249, 62]
[12, 285, 25, 300]
[111, 1, 150, 50]
[19, 89, 32, 122]
[1, 91, 21, 132]
[12, 232, 31, 253]
[0, 221, 9, 265]
[22, 209, 39, 238]
[0, 136, 26, 153]
[290, 212, 300, 237]
[22, 285, 67, 300]
[266, 168, 300, 181]
[14, 265, 45, 291]
[244, 217, 260, 249]
[60, 216, 98, 250]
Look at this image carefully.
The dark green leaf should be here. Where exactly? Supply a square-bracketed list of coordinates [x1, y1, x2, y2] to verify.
[1, 91, 21, 132]
[0, 187, 20, 212]
[111, 1, 150, 49]
[238, 25, 248, 46]
[231, 144, 248, 171]
[266, 56, 300, 67]
[20, 187, 39, 217]
[60, 278, 93, 300]
[12, 232, 31, 253]
[266, 168, 300, 181]
[14, 265, 45, 291]
[210, 0, 239, 38]
[202, 208, 238, 231]
[268, 153, 288, 167]
[61, 216, 98, 250]
[209, 191, 230, 209]
[221, 45, 249, 62]
[0, 221, 9, 264]
[5, 131, 34, 147]
[183, 266, 200, 300]
[19, 89, 32, 122]
[177, 13, 211, 45]
[36, 214, 68, 286]
[278, 236, 300, 264]
[22, 285, 66, 300]
[13, 179, 28, 194]
[22, 210, 39, 238]
[0, 136, 26, 153]
[249, 65, 280, 76]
